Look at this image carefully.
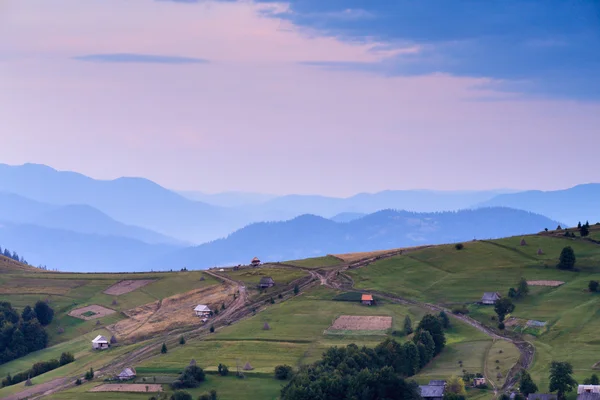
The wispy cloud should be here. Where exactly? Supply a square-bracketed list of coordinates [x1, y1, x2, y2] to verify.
[74, 53, 209, 64]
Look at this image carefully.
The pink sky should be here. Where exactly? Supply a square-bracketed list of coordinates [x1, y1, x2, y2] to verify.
[1, 0, 598, 196]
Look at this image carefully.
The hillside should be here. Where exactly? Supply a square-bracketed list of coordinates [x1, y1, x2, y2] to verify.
[152, 207, 561, 269]
[478, 183, 600, 226]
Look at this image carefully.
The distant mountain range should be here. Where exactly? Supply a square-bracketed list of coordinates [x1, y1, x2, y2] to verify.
[149, 208, 560, 270]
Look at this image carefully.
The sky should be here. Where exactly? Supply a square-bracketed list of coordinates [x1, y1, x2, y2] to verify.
[1, 0, 599, 196]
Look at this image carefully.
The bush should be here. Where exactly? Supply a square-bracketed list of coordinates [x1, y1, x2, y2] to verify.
[278, 293, 283, 299]
[218, 363, 229, 376]
[179, 336, 186, 345]
[170, 390, 192, 400]
[34, 301, 54, 326]
[171, 365, 205, 389]
[293, 285, 299, 295]
[161, 343, 168, 354]
[274, 365, 293, 380]
[59, 352, 75, 366]
[455, 243, 464, 250]
[589, 280, 599, 293]
[75, 378, 82, 385]
[85, 367, 94, 380]
[210, 325, 215, 333]
[451, 305, 469, 315]
[498, 322, 505, 330]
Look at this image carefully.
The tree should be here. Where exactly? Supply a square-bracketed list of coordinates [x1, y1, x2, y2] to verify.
[59, 352, 75, 366]
[218, 363, 229, 376]
[274, 365, 293, 380]
[455, 243, 464, 250]
[21, 306, 36, 322]
[179, 336, 186, 345]
[519, 370, 538, 396]
[583, 374, 600, 385]
[508, 288, 517, 298]
[33, 301, 54, 326]
[414, 314, 446, 355]
[438, 311, 450, 329]
[499, 394, 510, 400]
[557, 246, 576, 270]
[580, 224, 590, 237]
[415, 330, 435, 367]
[517, 277, 529, 298]
[210, 325, 215, 333]
[403, 315, 413, 335]
[170, 391, 192, 400]
[578, 221, 582, 229]
[494, 298, 515, 323]
[161, 343, 168, 354]
[75, 378, 82, 385]
[549, 361, 577, 399]
[556, 225, 562, 230]
[172, 365, 205, 389]
[84, 367, 94, 380]
[588, 281, 599, 293]
[270, 297, 275, 304]
[445, 376, 467, 396]
[293, 285, 299, 295]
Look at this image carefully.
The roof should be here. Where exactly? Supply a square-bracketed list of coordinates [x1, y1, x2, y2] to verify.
[528, 394, 558, 400]
[419, 385, 445, 398]
[118, 368, 136, 377]
[579, 385, 600, 394]
[92, 335, 108, 343]
[361, 294, 373, 301]
[252, 257, 260, 262]
[194, 305, 211, 312]
[481, 292, 501, 301]
[259, 277, 274, 284]
[578, 394, 600, 400]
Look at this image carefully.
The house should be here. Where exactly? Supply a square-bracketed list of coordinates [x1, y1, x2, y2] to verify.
[361, 294, 374, 306]
[419, 380, 446, 400]
[579, 386, 600, 395]
[258, 277, 275, 288]
[480, 292, 501, 305]
[194, 304, 211, 317]
[117, 367, 136, 381]
[92, 335, 110, 350]
[251, 257, 261, 267]
[528, 394, 557, 400]
[578, 394, 600, 400]
[472, 377, 486, 387]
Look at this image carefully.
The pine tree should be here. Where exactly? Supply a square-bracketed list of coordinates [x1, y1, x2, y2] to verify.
[161, 343, 167, 354]
[517, 277, 529, 298]
[293, 285, 299, 295]
[403, 315, 413, 335]
[179, 336, 186, 345]
[557, 246, 576, 270]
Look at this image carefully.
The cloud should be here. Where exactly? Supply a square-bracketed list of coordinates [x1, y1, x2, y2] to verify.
[244, 0, 600, 100]
[74, 53, 209, 64]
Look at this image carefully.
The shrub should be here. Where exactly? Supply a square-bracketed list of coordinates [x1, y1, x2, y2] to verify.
[170, 390, 192, 400]
[589, 280, 599, 293]
[179, 336, 186, 345]
[59, 352, 75, 366]
[171, 365, 205, 389]
[85, 367, 94, 380]
[210, 325, 215, 333]
[498, 322, 505, 330]
[218, 363, 229, 376]
[34, 301, 54, 326]
[455, 243, 464, 250]
[198, 390, 218, 400]
[294, 285, 299, 295]
[557, 246, 576, 270]
[451, 305, 469, 315]
[278, 293, 283, 299]
[274, 365, 293, 380]
[161, 343, 168, 354]
[75, 378, 82, 385]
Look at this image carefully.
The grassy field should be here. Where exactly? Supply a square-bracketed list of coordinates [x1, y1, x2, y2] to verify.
[283, 255, 343, 268]
[485, 340, 521, 388]
[221, 266, 309, 288]
[347, 235, 600, 389]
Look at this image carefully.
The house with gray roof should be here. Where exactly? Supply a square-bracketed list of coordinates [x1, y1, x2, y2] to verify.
[258, 276, 275, 288]
[117, 367, 136, 380]
[419, 380, 446, 400]
[578, 394, 600, 400]
[480, 292, 501, 305]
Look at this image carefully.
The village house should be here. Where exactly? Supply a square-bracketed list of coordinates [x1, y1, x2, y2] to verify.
[472, 377, 486, 387]
[251, 257, 261, 267]
[194, 304, 211, 317]
[480, 292, 501, 305]
[117, 367, 136, 381]
[578, 385, 600, 398]
[528, 394, 557, 400]
[361, 294, 374, 306]
[258, 276, 275, 289]
[578, 394, 600, 400]
[91, 335, 110, 350]
[419, 380, 446, 400]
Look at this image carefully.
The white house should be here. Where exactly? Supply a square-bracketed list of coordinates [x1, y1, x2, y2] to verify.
[118, 367, 136, 381]
[579, 385, 600, 395]
[92, 335, 110, 350]
[194, 305, 211, 317]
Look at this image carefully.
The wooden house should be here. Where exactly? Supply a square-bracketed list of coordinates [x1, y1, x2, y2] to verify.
[251, 257, 261, 267]
[419, 380, 446, 400]
[361, 294, 374, 306]
[194, 304, 211, 317]
[92, 335, 110, 350]
[480, 292, 501, 305]
[117, 367, 136, 381]
[258, 277, 275, 288]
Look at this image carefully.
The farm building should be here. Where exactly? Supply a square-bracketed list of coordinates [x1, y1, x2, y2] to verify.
[92, 335, 110, 350]
[258, 276, 275, 288]
[528, 394, 557, 400]
[480, 292, 501, 305]
[117, 367, 136, 381]
[579, 386, 600, 395]
[419, 380, 445, 400]
[578, 394, 600, 400]
[472, 377, 486, 387]
[194, 304, 211, 317]
[251, 257, 261, 267]
[361, 294, 374, 306]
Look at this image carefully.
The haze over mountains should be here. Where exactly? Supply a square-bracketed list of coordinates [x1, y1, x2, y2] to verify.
[0, 162, 594, 272]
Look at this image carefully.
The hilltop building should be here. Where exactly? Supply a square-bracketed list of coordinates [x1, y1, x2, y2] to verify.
[194, 304, 211, 317]
[480, 292, 501, 305]
[92, 335, 110, 350]
[251, 257, 261, 267]
[361, 294, 374, 306]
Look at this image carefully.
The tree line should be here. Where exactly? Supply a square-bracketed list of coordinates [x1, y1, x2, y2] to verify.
[0, 301, 54, 364]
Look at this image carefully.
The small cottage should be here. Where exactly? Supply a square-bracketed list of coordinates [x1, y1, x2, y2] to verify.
[472, 377, 486, 387]
[579, 386, 600, 395]
[528, 394, 558, 400]
[419, 380, 446, 400]
[361, 294, 374, 306]
[117, 367, 136, 381]
[251, 257, 261, 267]
[480, 292, 501, 305]
[258, 277, 275, 288]
[92, 335, 110, 350]
[194, 304, 211, 317]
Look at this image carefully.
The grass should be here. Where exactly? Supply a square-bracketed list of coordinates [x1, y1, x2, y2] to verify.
[485, 340, 521, 387]
[283, 255, 343, 268]
[221, 267, 309, 288]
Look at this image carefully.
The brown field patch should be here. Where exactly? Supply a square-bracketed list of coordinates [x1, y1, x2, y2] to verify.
[527, 280, 564, 287]
[103, 279, 156, 295]
[330, 315, 392, 331]
[504, 317, 525, 327]
[90, 384, 163, 393]
[69, 305, 116, 320]
[0, 278, 87, 295]
[334, 249, 405, 263]
[109, 283, 235, 340]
